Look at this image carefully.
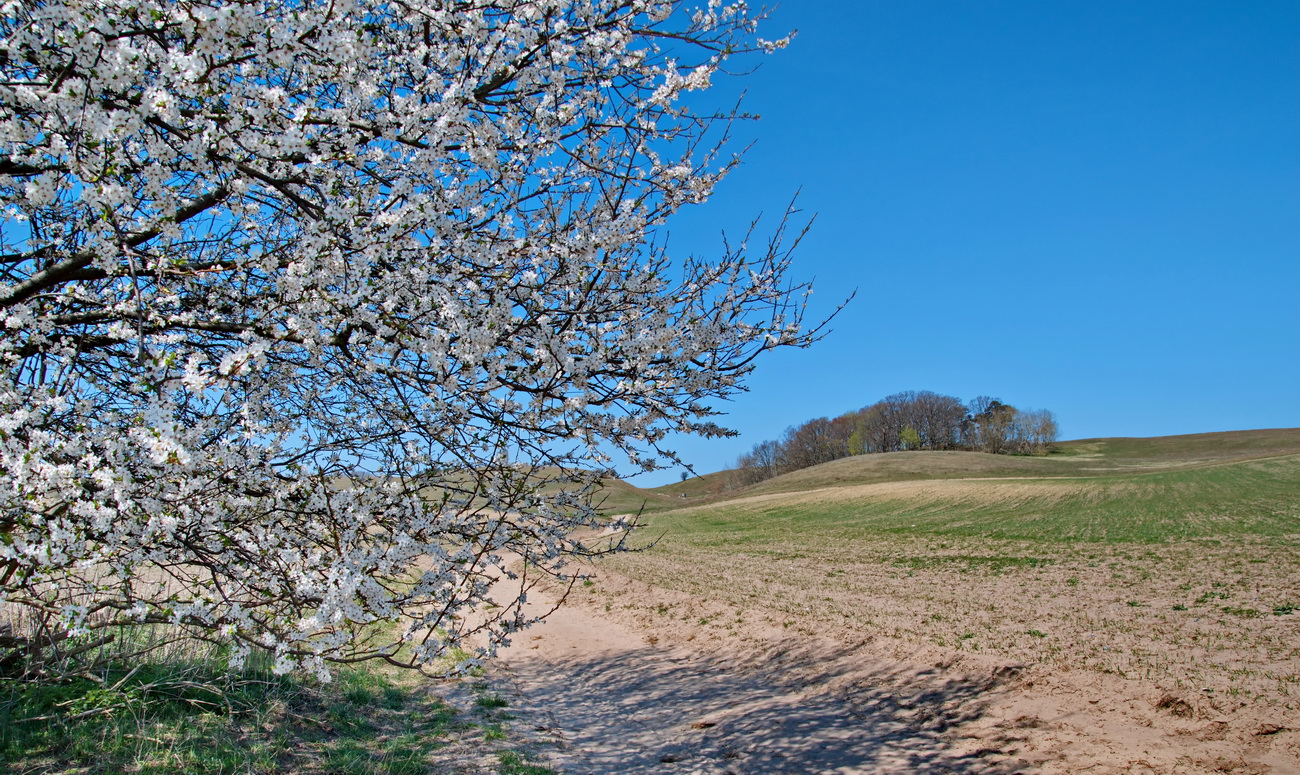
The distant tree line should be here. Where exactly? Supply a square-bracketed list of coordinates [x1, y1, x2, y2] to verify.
[731, 391, 1059, 486]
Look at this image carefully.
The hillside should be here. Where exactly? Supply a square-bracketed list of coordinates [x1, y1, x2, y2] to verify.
[579, 427, 1300, 773]
[613, 427, 1300, 544]
[623, 427, 1300, 508]
[634, 453, 1300, 544]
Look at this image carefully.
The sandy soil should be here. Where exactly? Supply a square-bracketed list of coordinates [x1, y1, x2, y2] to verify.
[486, 566, 1299, 775]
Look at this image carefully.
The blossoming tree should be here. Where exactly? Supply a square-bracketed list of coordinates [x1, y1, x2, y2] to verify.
[0, 0, 822, 676]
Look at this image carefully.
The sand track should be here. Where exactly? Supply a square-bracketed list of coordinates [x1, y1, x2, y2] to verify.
[485, 566, 1298, 774]
[494, 581, 1023, 774]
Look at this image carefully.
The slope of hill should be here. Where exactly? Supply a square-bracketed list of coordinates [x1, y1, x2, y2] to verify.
[613, 427, 1300, 543]
[635, 427, 1300, 506]
[593, 428, 1300, 517]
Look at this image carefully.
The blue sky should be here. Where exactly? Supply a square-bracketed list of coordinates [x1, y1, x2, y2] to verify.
[634, 1, 1299, 485]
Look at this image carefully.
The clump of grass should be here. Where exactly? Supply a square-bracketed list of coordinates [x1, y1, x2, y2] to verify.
[474, 692, 510, 710]
[496, 749, 555, 774]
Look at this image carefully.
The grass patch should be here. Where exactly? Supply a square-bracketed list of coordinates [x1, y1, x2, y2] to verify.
[474, 691, 510, 710]
[0, 646, 486, 774]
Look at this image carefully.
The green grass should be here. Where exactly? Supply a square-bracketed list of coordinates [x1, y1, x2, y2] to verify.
[893, 555, 1055, 573]
[0, 649, 480, 774]
[496, 749, 556, 775]
[474, 691, 510, 710]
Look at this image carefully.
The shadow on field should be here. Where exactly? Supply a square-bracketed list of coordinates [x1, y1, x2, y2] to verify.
[499, 639, 1027, 774]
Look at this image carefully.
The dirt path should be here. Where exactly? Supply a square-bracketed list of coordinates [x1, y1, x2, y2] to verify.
[490, 575, 1029, 774]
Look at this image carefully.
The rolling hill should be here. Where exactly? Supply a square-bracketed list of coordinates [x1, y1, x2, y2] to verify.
[600, 428, 1300, 520]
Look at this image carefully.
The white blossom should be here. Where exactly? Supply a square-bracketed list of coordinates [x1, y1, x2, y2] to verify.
[0, 0, 827, 675]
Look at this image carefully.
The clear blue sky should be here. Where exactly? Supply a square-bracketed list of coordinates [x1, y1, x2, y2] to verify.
[635, 0, 1299, 485]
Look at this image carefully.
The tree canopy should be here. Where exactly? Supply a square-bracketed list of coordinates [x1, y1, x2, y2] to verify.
[734, 392, 1059, 486]
[0, 0, 820, 677]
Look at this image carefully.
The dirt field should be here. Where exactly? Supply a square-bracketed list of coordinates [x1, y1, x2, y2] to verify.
[488, 554, 1298, 774]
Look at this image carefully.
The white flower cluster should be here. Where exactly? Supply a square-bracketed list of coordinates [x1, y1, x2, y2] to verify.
[0, 0, 821, 674]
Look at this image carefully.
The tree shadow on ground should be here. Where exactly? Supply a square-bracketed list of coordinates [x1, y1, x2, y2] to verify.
[498, 638, 1032, 774]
